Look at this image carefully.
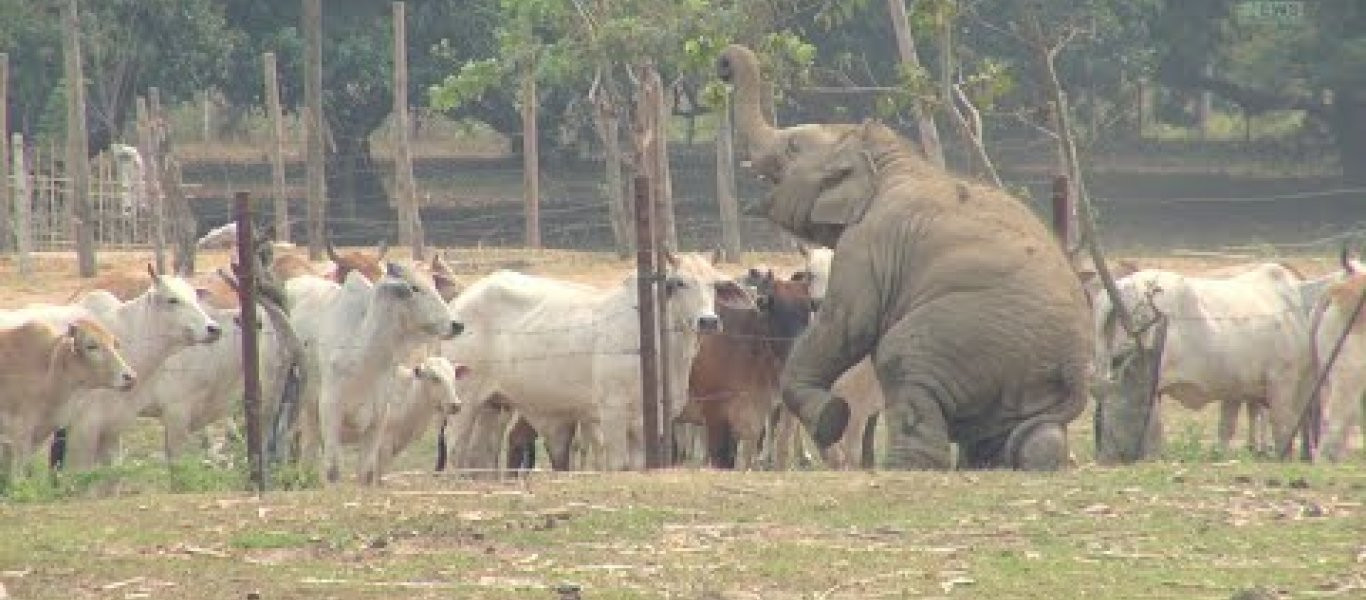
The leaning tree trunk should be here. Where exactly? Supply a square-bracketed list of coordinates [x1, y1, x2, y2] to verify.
[1331, 87, 1366, 186]
[591, 67, 632, 257]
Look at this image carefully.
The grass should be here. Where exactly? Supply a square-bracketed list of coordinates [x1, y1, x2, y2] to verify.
[0, 466, 1362, 598]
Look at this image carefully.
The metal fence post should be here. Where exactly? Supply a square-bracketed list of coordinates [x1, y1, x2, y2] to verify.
[234, 191, 266, 493]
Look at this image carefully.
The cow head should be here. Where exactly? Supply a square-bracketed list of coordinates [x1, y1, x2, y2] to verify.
[1091, 270, 1169, 464]
[659, 250, 754, 335]
[412, 356, 471, 414]
[745, 268, 815, 361]
[378, 261, 464, 340]
[64, 319, 137, 392]
[146, 263, 223, 344]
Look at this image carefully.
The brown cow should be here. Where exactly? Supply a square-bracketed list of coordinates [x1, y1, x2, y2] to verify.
[679, 269, 814, 468]
[0, 318, 136, 479]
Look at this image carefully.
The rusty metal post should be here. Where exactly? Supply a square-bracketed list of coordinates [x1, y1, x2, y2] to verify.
[634, 174, 661, 469]
[653, 237, 672, 465]
[1051, 174, 1071, 247]
[235, 191, 266, 493]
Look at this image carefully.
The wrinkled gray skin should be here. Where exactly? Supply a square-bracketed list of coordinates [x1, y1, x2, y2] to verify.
[717, 45, 1092, 470]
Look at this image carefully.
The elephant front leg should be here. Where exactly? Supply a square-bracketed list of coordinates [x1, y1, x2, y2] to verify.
[878, 382, 953, 469]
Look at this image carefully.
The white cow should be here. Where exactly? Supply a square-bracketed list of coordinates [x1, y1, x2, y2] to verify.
[343, 356, 468, 482]
[0, 318, 136, 479]
[288, 262, 461, 484]
[0, 269, 222, 469]
[1093, 263, 1316, 456]
[138, 304, 289, 461]
[443, 252, 750, 472]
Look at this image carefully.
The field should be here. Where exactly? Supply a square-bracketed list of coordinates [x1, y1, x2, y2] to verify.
[1, 249, 1364, 599]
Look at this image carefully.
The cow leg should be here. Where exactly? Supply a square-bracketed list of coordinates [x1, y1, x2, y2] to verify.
[860, 413, 880, 469]
[357, 403, 391, 485]
[541, 420, 578, 471]
[317, 390, 343, 483]
[1217, 398, 1241, 453]
[705, 415, 737, 469]
[161, 408, 194, 463]
[1319, 362, 1366, 462]
[505, 416, 538, 471]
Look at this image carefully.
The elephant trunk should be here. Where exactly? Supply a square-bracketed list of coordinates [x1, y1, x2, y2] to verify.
[717, 45, 778, 166]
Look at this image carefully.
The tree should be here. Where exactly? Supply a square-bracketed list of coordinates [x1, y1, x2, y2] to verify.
[1, 0, 236, 151]
[221, 0, 506, 225]
[1152, 0, 1366, 182]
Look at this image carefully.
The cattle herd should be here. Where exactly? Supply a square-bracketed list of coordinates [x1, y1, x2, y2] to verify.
[0, 237, 1362, 487]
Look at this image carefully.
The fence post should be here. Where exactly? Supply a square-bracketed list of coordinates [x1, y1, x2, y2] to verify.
[392, 2, 424, 260]
[1051, 174, 1071, 247]
[136, 97, 167, 274]
[63, 0, 96, 277]
[234, 191, 266, 494]
[303, 0, 326, 261]
[0, 53, 11, 253]
[263, 52, 289, 243]
[12, 133, 31, 277]
[715, 92, 742, 262]
[634, 173, 661, 469]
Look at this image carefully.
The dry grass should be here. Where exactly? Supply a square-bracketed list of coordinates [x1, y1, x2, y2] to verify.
[1, 249, 1364, 599]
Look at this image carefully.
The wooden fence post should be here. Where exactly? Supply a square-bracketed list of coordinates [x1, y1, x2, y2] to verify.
[12, 133, 31, 277]
[392, 2, 423, 260]
[63, 0, 96, 277]
[634, 174, 662, 469]
[137, 97, 167, 273]
[263, 52, 289, 243]
[522, 59, 541, 249]
[234, 191, 266, 493]
[0, 53, 11, 253]
[303, 0, 326, 261]
[715, 92, 742, 262]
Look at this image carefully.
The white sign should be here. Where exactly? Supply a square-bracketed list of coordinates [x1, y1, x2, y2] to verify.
[1236, 1, 1306, 24]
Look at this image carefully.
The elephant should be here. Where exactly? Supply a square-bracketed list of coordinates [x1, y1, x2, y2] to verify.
[716, 44, 1092, 470]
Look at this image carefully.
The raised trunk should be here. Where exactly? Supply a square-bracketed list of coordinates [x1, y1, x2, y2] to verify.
[718, 46, 779, 161]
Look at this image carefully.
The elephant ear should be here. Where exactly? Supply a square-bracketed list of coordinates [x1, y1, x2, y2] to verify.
[808, 124, 876, 226]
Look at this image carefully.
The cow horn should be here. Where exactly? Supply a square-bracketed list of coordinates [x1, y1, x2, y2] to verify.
[325, 232, 342, 262]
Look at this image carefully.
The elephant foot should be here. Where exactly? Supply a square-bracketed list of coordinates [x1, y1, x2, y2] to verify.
[1005, 420, 1068, 471]
[793, 395, 850, 450]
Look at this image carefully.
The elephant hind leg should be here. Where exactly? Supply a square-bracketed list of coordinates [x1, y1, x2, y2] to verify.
[1003, 418, 1069, 471]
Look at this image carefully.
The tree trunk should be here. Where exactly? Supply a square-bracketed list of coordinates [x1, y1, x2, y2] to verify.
[591, 70, 632, 257]
[886, 0, 946, 168]
[1332, 88, 1366, 185]
[715, 93, 742, 261]
[324, 133, 389, 241]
